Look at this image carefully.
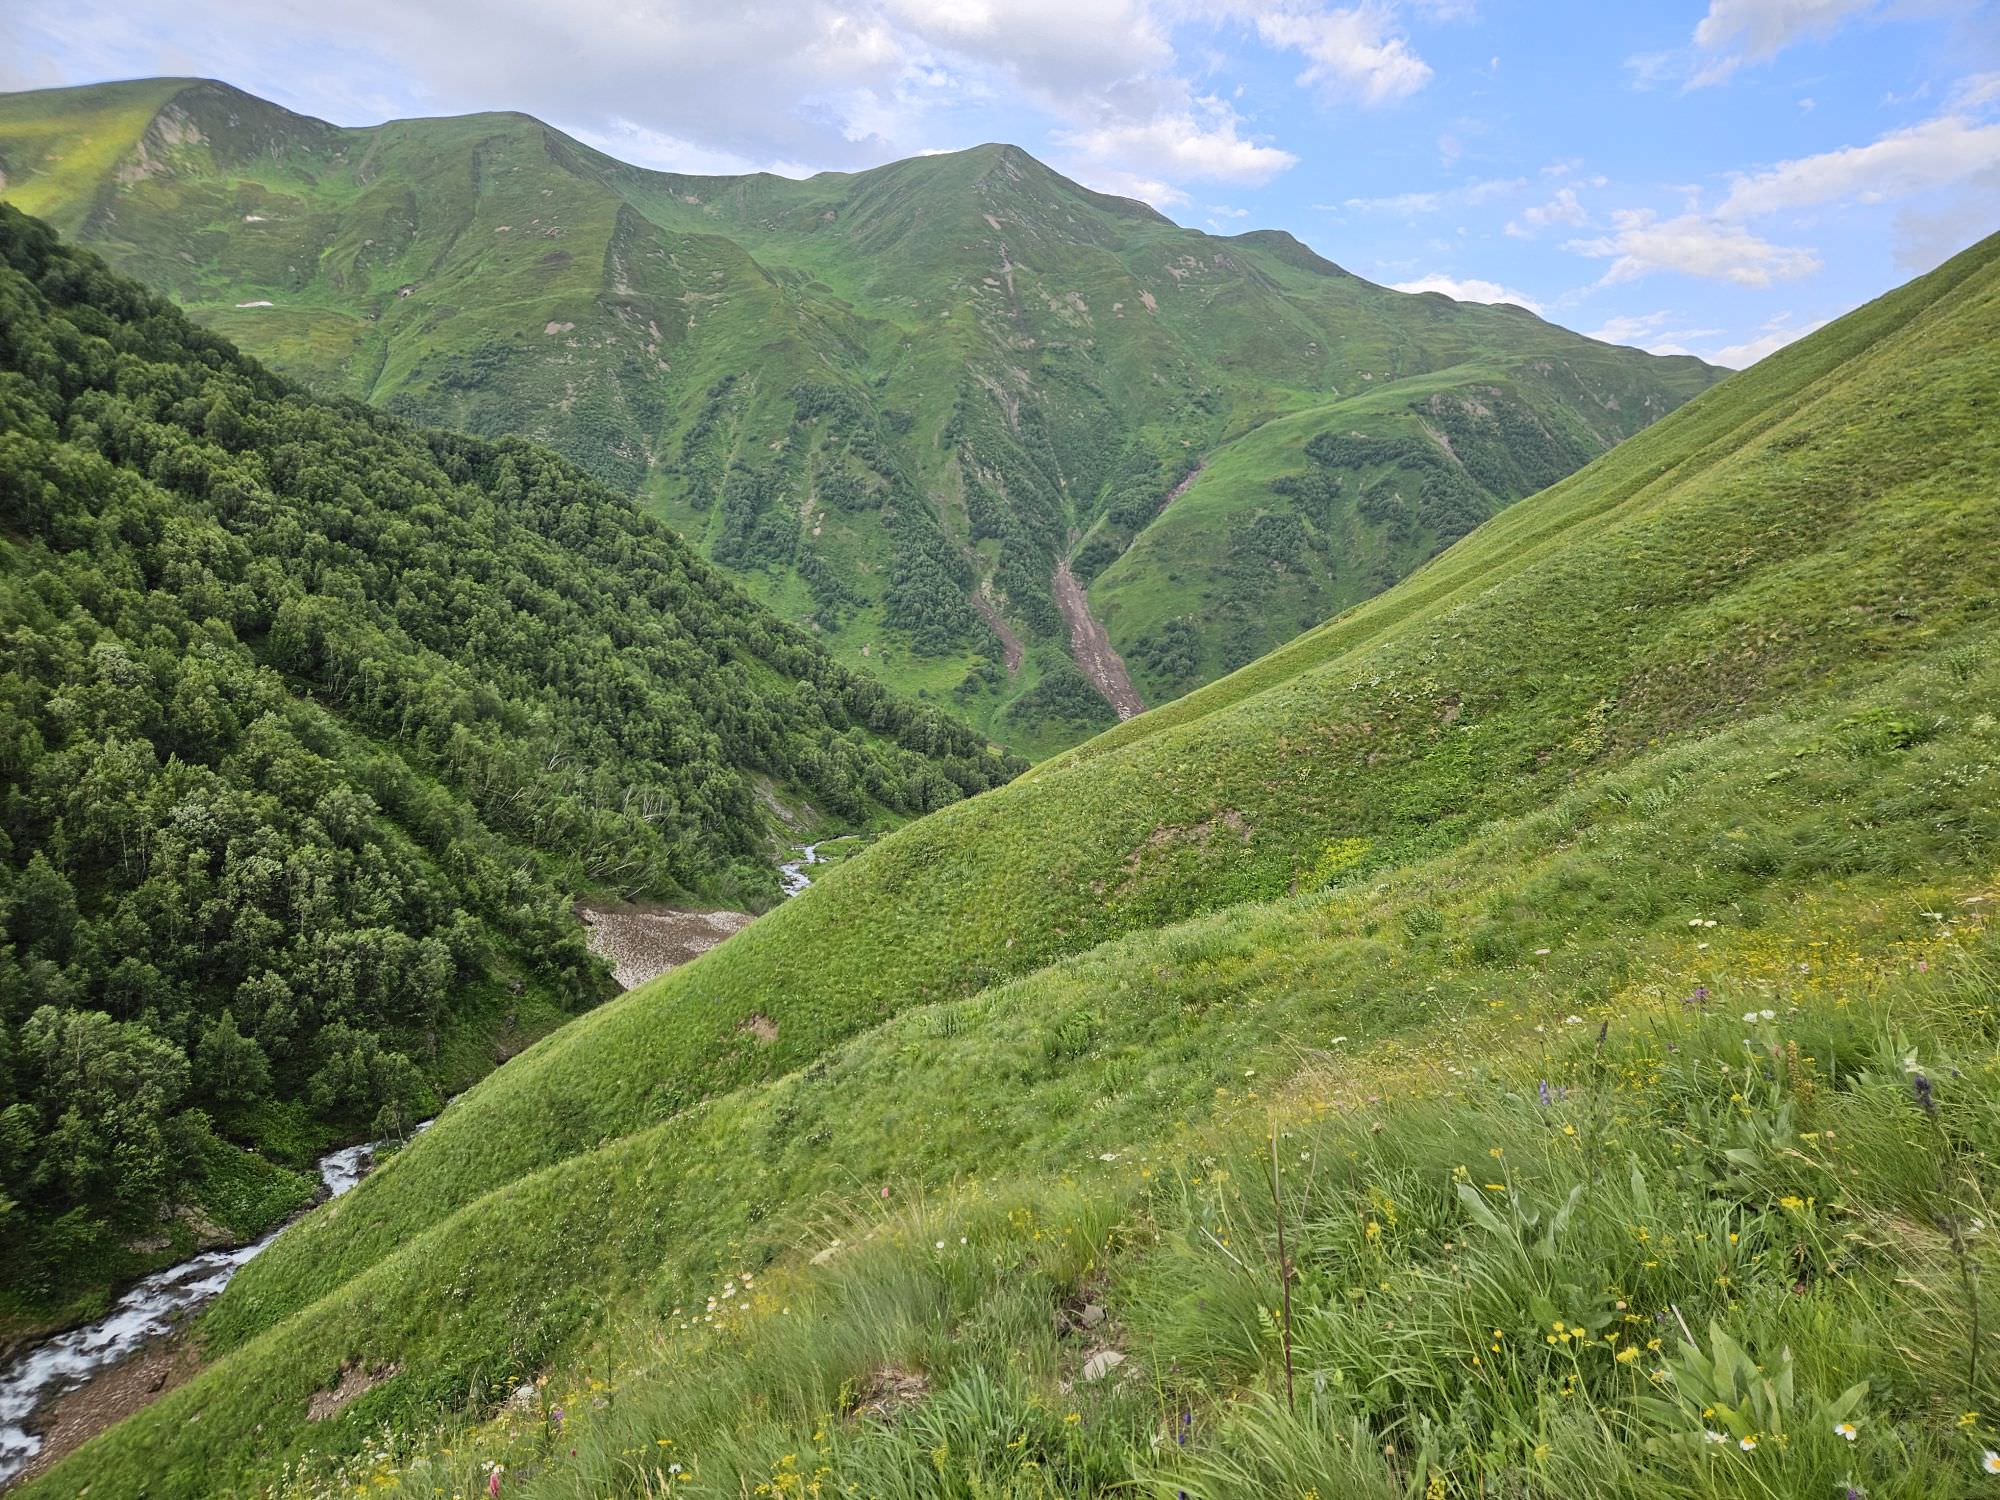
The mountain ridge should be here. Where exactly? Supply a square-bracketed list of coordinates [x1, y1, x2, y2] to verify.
[0, 77, 1724, 752]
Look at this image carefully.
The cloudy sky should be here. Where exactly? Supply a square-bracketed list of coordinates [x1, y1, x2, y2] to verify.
[5, 0, 1998, 366]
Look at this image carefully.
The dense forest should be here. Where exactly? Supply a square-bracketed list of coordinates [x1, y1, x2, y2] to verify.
[0, 206, 1020, 1314]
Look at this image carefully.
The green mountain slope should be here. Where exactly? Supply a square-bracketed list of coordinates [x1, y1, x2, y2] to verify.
[0, 78, 1725, 751]
[21, 214, 1998, 1497]
[0, 205, 1017, 1333]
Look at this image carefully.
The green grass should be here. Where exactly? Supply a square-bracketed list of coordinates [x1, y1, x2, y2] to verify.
[19, 228, 2000, 1497]
[0, 79, 1722, 752]
[0, 79, 186, 230]
[272, 938, 2000, 1500]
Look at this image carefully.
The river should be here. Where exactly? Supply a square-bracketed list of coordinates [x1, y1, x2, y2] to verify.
[0, 1124, 430, 1486]
[1, 843, 837, 1484]
[779, 841, 826, 896]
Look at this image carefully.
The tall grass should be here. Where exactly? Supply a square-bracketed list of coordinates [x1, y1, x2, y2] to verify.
[263, 942, 2000, 1499]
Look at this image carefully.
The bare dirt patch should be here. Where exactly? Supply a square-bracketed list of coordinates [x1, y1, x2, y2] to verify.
[307, 1361, 400, 1422]
[851, 1365, 928, 1423]
[738, 1013, 779, 1044]
[577, 905, 754, 991]
[1051, 561, 1143, 720]
[969, 588, 1024, 674]
[1158, 461, 1206, 513]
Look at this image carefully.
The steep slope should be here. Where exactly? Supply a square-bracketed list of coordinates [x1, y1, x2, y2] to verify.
[21, 225, 1998, 1497]
[0, 79, 1725, 750]
[0, 206, 1017, 1337]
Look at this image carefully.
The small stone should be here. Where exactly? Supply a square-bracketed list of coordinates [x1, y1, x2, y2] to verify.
[1082, 1349, 1125, 1381]
[1079, 1303, 1106, 1328]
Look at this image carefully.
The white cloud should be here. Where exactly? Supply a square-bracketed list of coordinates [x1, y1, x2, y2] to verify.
[1587, 307, 1828, 367]
[1390, 274, 1544, 314]
[1952, 72, 2000, 111]
[1207, 204, 1252, 217]
[1718, 113, 2000, 218]
[1568, 209, 1821, 287]
[1255, 4, 1433, 105]
[1060, 98, 1297, 186]
[1505, 186, 1589, 237]
[1556, 87, 2000, 298]
[1347, 189, 1445, 214]
[1710, 313, 1828, 367]
[1689, 0, 1878, 85]
[1584, 310, 1724, 357]
[1091, 173, 1191, 208]
[1343, 175, 1524, 215]
[1104, 174, 1192, 209]
[1586, 312, 1670, 344]
[885, 0, 1172, 98]
[574, 120, 842, 177]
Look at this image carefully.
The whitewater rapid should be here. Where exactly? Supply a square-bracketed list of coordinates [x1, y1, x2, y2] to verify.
[0, 1124, 430, 1485]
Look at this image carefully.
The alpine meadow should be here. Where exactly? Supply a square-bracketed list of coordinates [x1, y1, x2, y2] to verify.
[1, 7, 1998, 1500]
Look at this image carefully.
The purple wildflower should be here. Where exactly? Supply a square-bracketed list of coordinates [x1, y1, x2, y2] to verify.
[1912, 1072, 1937, 1117]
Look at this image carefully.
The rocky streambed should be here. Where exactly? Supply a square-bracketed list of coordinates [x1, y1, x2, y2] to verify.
[574, 904, 755, 991]
[578, 842, 837, 992]
[0, 1125, 429, 1486]
[1, 841, 848, 1486]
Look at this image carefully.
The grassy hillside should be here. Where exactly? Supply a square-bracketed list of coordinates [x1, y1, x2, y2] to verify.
[0, 206, 1017, 1335]
[20, 217, 1997, 1497]
[0, 79, 1724, 750]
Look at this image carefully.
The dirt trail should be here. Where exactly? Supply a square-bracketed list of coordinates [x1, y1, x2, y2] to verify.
[969, 588, 1024, 673]
[1051, 561, 1144, 721]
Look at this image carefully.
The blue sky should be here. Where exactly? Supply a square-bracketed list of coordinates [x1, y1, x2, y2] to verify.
[5, 0, 1997, 366]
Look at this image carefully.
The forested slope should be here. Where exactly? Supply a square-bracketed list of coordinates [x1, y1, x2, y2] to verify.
[0, 206, 1017, 1328]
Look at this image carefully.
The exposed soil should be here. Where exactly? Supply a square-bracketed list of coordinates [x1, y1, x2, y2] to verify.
[852, 1365, 929, 1422]
[10, 1333, 200, 1487]
[576, 905, 754, 991]
[969, 588, 1024, 674]
[1157, 461, 1206, 512]
[306, 1360, 399, 1422]
[1051, 561, 1144, 720]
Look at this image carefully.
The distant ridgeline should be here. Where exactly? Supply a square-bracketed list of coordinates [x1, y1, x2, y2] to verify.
[0, 206, 1019, 1319]
[0, 79, 1726, 751]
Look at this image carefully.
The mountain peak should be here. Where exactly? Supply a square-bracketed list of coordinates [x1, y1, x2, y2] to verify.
[1228, 227, 1355, 278]
[835, 140, 1173, 228]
